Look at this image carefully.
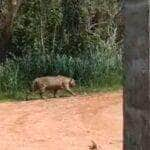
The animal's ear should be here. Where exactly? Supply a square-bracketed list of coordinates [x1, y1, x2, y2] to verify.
[70, 78, 73, 83]
[69, 79, 73, 85]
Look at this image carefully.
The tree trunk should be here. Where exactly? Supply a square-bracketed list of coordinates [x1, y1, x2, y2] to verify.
[0, 0, 23, 62]
[123, 0, 150, 149]
[0, 20, 12, 61]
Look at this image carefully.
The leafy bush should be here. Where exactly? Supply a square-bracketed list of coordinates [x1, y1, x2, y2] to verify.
[0, 0, 122, 99]
[0, 37, 122, 97]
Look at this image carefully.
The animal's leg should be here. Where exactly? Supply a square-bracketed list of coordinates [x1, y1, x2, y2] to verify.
[39, 92, 44, 99]
[65, 85, 75, 96]
[39, 86, 46, 99]
[53, 90, 58, 98]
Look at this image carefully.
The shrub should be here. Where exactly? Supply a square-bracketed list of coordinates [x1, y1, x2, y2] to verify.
[0, 37, 122, 97]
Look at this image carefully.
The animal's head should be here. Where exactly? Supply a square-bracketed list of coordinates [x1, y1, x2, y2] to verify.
[69, 78, 76, 87]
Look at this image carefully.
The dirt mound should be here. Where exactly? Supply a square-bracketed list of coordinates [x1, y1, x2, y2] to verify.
[0, 92, 122, 150]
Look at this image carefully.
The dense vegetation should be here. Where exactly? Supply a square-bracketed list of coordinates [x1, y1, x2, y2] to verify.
[0, 0, 122, 99]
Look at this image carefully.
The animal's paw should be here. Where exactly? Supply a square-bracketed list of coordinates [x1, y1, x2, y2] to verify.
[73, 94, 77, 96]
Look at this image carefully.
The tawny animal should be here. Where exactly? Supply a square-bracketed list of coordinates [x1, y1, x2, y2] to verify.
[32, 75, 76, 98]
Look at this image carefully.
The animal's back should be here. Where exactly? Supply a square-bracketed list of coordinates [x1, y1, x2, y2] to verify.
[39, 76, 63, 89]
[33, 75, 73, 90]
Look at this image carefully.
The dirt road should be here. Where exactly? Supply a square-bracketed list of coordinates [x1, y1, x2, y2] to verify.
[0, 92, 122, 150]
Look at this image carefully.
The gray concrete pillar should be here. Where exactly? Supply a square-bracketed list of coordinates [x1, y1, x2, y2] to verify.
[123, 0, 150, 149]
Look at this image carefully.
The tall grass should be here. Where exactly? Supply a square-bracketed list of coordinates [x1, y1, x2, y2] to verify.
[0, 38, 122, 99]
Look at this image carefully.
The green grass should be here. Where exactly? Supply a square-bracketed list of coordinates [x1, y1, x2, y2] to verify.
[0, 84, 122, 102]
[0, 0, 121, 102]
[0, 32, 122, 102]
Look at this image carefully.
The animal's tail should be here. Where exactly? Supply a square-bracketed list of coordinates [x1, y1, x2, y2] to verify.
[25, 81, 32, 100]
[32, 79, 38, 92]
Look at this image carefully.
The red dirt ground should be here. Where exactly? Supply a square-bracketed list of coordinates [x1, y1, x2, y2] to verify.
[0, 91, 122, 150]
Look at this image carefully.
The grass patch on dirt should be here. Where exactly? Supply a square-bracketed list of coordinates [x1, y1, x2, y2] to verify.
[0, 84, 122, 102]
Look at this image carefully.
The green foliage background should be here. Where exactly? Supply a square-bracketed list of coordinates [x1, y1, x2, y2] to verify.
[0, 0, 122, 98]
